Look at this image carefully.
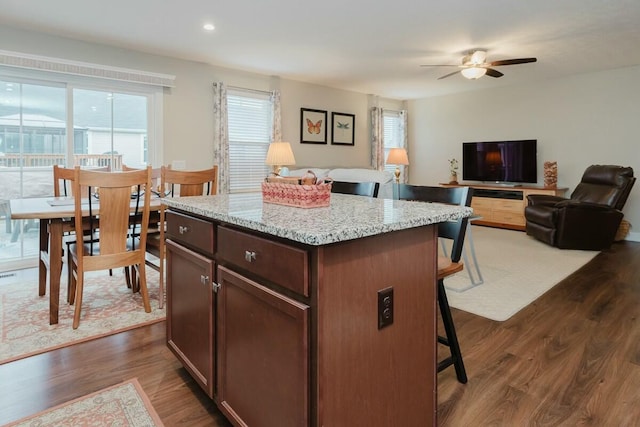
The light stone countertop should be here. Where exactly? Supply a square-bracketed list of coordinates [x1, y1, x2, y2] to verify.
[163, 193, 473, 246]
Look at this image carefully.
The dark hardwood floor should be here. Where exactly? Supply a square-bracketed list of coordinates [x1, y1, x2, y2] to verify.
[1, 239, 639, 426]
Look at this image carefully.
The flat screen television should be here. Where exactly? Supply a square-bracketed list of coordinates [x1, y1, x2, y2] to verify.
[462, 139, 537, 184]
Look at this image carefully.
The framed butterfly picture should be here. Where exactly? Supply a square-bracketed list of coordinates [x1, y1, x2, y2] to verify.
[331, 112, 355, 146]
[300, 108, 328, 144]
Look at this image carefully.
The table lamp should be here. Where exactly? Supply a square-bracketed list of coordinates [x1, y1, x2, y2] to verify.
[386, 148, 409, 183]
[265, 142, 296, 175]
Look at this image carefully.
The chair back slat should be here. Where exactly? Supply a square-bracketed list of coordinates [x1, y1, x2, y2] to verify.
[72, 166, 152, 268]
[53, 165, 76, 197]
[162, 166, 218, 197]
[54, 165, 110, 197]
[396, 184, 472, 263]
[331, 181, 380, 198]
[123, 164, 161, 191]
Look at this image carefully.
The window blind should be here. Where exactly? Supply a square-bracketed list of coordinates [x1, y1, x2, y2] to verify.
[383, 110, 403, 175]
[227, 89, 273, 193]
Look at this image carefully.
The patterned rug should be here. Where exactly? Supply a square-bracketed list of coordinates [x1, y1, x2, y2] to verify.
[0, 269, 165, 365]
[444, 226, 599, 321]
[4, 378, 164, 426]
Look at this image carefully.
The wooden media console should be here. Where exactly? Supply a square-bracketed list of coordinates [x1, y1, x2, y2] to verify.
[442, 183, 568, 231]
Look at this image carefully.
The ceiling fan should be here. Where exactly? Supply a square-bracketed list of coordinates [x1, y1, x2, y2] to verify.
[421, 50, 537, 80]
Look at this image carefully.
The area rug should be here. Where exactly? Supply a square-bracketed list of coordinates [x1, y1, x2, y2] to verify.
[0, 269, 165, 365]
[4, 377, 164, 426]
[444, 226, 599, 321]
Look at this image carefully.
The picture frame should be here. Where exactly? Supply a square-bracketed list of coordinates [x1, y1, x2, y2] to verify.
[331, 112, 355, 146]
[300, 108, 328, 144]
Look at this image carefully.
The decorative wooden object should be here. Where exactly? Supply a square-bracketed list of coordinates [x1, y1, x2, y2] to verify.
[544, 161, 558, 188]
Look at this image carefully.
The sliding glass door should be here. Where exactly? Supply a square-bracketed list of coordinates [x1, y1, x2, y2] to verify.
[0, 80, 66, 268]
[73, 89, 149, 169]
[0, 79, 151, 271]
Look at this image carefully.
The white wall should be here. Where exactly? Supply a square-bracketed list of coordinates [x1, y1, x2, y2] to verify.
[408, 66, 640, 240]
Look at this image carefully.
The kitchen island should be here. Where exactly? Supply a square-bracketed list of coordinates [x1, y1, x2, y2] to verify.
[162, 193, 472, 427]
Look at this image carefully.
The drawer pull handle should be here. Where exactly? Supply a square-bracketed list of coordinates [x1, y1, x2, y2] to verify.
[179, 225, 190, 234]
[245, 251, 256, 262]
[200, 275, 209, 285]
[212, 282, 221, 293]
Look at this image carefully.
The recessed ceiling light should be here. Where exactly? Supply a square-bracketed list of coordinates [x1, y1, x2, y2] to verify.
[203, 23, 215, 31]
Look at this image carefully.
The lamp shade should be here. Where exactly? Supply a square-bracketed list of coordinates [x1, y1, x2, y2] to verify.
[461, 67, 487, 80]
[485, 150, 502, 165]
[265, 142, 296, 166]
[386, 148, 409, 165]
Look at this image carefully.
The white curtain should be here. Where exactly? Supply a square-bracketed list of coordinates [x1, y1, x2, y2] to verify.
[212, 82, 229, 194]
[271, 90, 282, 142]
[400, 109, 409, 182]
[370, 107, 384, 170]
[370, 107, 409, 182]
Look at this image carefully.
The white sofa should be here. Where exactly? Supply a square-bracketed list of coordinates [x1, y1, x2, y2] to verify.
[287, 167, 394, 199]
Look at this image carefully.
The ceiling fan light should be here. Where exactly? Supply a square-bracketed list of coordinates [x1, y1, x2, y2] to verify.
[461, 67, 487, 79]
[470, 50, 487, 64]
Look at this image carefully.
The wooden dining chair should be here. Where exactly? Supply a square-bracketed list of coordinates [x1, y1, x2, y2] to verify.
[53, 165, 110, 299]
[330, 180, 380, 197]
[67, 166, 153, 329]
[397, 184, 472, 384]
[122, 164, 162, 289]
[53, 165, 76, 197]
[132, 165, 218, 309]
[54, 164, 110, 198]
[122, 164, 161, 190]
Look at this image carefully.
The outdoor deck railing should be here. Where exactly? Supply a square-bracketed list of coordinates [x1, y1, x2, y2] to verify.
[0, 153, 123, 170]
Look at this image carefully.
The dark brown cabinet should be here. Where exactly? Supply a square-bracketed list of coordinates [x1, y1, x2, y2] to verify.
[216, 266, 309, 427]
[166, 207, 439, 426]
[166, 238, 215, 398]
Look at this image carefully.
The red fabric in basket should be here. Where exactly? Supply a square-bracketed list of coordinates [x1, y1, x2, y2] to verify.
[262, 181, 332, 208]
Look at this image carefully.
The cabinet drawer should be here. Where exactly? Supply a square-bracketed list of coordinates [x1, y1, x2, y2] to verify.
[492, 210, 525, 226]
[471, 206, 491, 219]
[471, 198, 493, 210]
[493, 199, 523, 213]
[217, 226, 309, 297]
[166, 210, 215, 256]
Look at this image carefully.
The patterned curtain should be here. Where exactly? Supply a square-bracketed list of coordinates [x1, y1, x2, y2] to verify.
[212, 82, 229, 194]
[370, 107, 384, 170]
[271, 90, 282, 142]
[400, 109, 409, 183]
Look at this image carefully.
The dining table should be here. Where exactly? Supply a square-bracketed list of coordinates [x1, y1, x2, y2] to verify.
[10, 196, 162, 325]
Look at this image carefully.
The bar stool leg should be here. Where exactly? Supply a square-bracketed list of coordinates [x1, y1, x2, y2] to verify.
[437, 279, 468, 384]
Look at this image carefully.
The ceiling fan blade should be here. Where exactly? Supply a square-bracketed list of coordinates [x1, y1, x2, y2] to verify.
[420, 64, 460, 67]
[489, 58, 537, 67]
[485, 68, 504, 78]
[438, 70, 462, 80]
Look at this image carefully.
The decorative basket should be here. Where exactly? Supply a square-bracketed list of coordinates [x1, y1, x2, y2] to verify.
[614, 219, 631, 242]
[262, 171, 332, 208]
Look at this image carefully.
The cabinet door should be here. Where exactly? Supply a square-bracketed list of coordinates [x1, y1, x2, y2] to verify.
[216, 266, 309, 427]
[166, 239, 215, 398]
